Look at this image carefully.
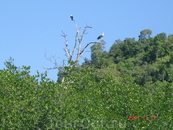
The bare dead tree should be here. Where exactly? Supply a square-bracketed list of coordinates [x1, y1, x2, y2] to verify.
[45, 16, 97, 83]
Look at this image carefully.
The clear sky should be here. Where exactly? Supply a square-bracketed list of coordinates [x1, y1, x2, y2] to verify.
[0, 0, 173, 81]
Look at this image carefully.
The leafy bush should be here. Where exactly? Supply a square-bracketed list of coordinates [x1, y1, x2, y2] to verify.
[0, 58, 173, 129]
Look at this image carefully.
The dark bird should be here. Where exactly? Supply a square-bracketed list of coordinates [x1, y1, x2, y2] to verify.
[70, 15, 74, 21]
[97, 33, 104, 40]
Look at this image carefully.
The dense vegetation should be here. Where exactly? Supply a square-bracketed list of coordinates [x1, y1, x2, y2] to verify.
[1, 29, 173, 129]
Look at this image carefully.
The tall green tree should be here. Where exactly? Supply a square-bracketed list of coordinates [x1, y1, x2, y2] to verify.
[139, 29, 152, 40]
[91, 42, 105, 68]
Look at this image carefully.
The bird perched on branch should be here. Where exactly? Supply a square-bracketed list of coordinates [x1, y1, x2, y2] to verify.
[97, 33, 104, 40]
[70, 15, 74, 21]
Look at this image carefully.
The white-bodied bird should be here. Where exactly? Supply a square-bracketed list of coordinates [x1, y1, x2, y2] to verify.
[70, 15, 74, 21]
[97, 33, 104, 40]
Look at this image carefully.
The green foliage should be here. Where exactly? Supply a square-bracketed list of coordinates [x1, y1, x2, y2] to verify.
[4, 57, 30, 78]
[90, 42, 113, 68]
[109, 30, 173, 86]
[1, 30, 173, 129]
[139, 29, 152, 40]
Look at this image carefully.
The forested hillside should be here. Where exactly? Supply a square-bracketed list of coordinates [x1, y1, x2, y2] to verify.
[1, 29, 173, 129]
[85, 29, 173, 86]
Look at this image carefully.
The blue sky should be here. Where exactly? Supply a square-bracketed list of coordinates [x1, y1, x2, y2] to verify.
[0, 0, 173, 81]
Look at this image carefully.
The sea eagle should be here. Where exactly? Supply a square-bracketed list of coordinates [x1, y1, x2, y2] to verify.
[97, 33, 104, 40]
[70, 15, 74, 21]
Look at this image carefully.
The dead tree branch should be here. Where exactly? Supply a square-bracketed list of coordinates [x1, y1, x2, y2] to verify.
[45, 16, 95, 83]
